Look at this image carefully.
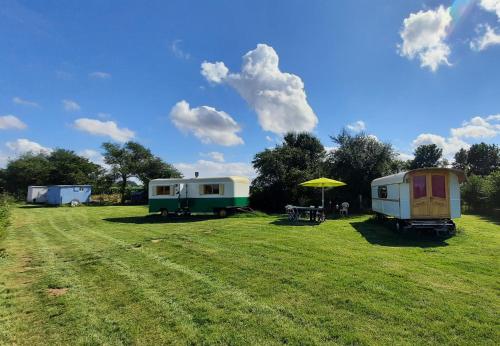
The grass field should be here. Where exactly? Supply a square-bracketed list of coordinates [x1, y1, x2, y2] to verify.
[0, 205, 498, 345]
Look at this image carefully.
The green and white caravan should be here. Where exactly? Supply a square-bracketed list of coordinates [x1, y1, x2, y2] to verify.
[149, 176, 250, 217]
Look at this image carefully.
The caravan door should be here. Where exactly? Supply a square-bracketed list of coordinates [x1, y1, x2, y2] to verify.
[410, 171, 450, 218]
[410, 174, 429, 218]
[176, 183, 189, 209]
[429, 173, 449, 218]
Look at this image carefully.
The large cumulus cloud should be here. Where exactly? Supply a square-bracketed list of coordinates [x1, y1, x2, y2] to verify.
[201, 44, 318, 134]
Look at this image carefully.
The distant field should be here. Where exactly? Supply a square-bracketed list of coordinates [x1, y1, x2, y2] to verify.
[0, 205, 498, 345]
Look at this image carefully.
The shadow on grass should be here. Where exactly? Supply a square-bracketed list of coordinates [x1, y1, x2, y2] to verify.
[18, 204, 55, 209]
[270, 217, 322, 227]
[103, 214, 216, 224]
[350, 220, 450, 248]
[464, 213, 500, 226]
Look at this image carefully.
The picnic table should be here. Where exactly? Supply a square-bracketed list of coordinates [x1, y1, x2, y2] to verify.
[286, 205, 325, 223]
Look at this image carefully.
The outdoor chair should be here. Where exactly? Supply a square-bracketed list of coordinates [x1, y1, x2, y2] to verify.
[340, 202, 349, 216]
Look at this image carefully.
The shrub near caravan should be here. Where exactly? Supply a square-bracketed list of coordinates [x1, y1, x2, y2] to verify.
[371, 168, 466, 233]
[149, 176, 250, 217]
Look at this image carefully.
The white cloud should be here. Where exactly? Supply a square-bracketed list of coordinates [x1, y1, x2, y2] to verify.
[6, 138, 51, 155]
[200, 151, 225, 162]
[411, 114, 500, 158]
[12, 97, 39, 107]
[62, 99, 81, 112]
[171, 39, 191, 60]
[170, 100, 244, 146]
[201, 44, 318, 134]
[0, 115, 27, 130]
[74, 118, 135, 142]
[480, 0, 500, 19]
[451, 116, 500, 138]
[175, 160, 255, 179]
[79, 149, 109, 168]
[0, 152, 9, 168]
[412, 133, 470, 158]
[346, 120, 366, 133]
[398, 6, 452, 72]
[470, 24, 500, 51]
[471, 1, 500, 51]
[201, 61, 228, 83]
[397, 152, 414, 161]
[89, 71, 111, 79]
[324, 146, 338, 154]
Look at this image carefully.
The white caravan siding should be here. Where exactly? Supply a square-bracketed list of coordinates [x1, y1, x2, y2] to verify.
[27, 186, 48, 203]
[149, 177, 249, 200]
[449, 173, 461, 218]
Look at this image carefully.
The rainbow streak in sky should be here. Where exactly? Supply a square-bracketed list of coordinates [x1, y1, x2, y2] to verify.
[448, 0, 477, 35]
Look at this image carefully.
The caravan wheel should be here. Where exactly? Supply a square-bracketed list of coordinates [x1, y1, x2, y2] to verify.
[395, 219, 404, 233]
[217, 209, 227, 218]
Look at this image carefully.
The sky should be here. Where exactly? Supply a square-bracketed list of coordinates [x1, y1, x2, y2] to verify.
[1, 0, 499, 178]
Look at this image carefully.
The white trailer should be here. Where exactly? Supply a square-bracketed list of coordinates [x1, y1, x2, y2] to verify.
[371, 168, 466, 232]
[149, 176, 250, 217]
[27, 186, 48, 203]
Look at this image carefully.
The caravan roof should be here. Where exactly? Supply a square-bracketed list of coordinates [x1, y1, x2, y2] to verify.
[150, 176, 249, 184]
[371, 168, 466, 186]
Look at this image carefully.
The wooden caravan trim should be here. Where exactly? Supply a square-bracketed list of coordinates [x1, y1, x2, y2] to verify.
[408, 169, 451, 219]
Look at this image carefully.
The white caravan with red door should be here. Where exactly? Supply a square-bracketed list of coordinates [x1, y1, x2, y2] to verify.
[371, 168, 466, 233]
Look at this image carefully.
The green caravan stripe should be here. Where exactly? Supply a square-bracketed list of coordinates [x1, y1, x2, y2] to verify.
[149, 197, 249, 213]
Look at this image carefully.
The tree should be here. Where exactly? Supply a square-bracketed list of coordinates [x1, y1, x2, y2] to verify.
[1, 150, 107, 198]
[102, 141, 181, 203]
[136, 156, 182, 192]
[388, 159, 411, 174]
[484, 170, 500, 209]
[410, 144, 443, 169]
[46, 149, 101, 185]
[102, 142, 137, 204]
[3, 153, 52, 198]
[466, 143, 499, 176]
[251, 132, 326, 212]
[324, 130, 395, 210]
[461, 175, 488, 212]
[453, 148, 468, 171]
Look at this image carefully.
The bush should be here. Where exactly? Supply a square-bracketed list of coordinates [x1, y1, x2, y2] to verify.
[0, 193, 14, 237]
[484, 170, 500, 211]
[461, 171, 500, 214]
[90, 193, 122, 205]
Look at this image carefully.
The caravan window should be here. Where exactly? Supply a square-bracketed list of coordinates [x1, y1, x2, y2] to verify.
[432, 175, 446, 198]
[201, 184, 220, 195]
[377, 186, 387, 199]
[413, 176, 427, 199]
[155, 186, 171, 196]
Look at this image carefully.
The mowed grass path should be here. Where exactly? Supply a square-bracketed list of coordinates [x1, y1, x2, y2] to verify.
[0, 206, 498, 345]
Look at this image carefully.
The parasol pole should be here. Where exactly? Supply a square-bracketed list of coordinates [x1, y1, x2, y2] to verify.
[322, 186, 324, 208]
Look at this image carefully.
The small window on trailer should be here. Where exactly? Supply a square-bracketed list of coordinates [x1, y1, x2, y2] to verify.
[378, 186, 388, 199]
[199, 183, 224, 195]
[155, 185, 172, 196]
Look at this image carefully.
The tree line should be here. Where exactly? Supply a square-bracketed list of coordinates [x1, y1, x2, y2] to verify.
[0, 142, 181, 203]
[250, 131, 500, 214]
[1, 132, 498, 213]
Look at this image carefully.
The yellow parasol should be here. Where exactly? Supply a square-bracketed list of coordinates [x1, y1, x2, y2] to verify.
[300, 177, 346, 208]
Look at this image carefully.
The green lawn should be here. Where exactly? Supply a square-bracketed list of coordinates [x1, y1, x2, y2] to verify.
[0, 205, 498, 345]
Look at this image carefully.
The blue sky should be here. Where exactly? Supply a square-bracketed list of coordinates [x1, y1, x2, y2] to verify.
[1, 0, 499, 177]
